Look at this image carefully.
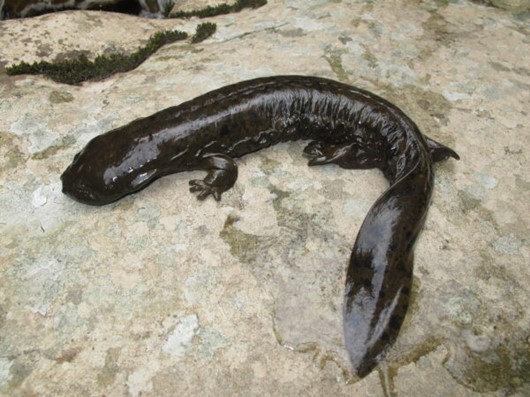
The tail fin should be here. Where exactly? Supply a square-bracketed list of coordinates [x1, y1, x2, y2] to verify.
[343, 161, 433, 377]
[425, 136, 460, 162]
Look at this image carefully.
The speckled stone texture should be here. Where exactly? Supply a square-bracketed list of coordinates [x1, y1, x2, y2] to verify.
[170, 0, 237, 13]
[0, 1, 529, 396]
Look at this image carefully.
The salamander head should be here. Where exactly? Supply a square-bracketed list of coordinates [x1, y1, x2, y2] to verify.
[61, 134, 159, 206]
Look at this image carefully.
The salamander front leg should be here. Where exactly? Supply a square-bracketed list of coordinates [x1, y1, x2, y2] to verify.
[189, 154, 238, 201]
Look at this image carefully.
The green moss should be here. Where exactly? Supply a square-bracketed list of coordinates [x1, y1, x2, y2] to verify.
[4, 0, 263, 84]
[191, 22, 217, 44]
[6, 29, 189, 85]
[169, 0, 267, 19]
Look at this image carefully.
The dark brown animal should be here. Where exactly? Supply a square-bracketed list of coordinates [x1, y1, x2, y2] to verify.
[61, 76, 459, 377]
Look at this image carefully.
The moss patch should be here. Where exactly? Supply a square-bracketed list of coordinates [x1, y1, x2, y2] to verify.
[6, 29, 191, 85]
[191, 22, 217, 44]
[5, 22, 218, 85]
[169, 0, 267, 19]
[3, 0, 265, 84]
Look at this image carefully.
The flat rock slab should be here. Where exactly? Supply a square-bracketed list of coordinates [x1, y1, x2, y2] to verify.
[0, 1, 529, 396]
[171, 0, 237, 13]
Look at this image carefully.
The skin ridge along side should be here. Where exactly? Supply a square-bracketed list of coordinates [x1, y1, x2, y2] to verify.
[60, 75, 459, 378]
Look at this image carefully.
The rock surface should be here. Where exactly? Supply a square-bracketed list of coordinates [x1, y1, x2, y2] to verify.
[0, 1, 529, 396]
[171, 0, 237, 13]
[483, 0, 530, 11]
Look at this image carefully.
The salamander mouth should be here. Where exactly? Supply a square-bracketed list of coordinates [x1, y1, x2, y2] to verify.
[62, 181, 100, 204]
[61, 169, 103, 205]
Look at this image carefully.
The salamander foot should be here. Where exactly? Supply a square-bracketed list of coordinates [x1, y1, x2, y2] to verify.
[189, 153, 238, 201]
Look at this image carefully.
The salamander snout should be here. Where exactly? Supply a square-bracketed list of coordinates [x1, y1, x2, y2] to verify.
[61, 165, 109, 205]
[61, 168, 101, 205]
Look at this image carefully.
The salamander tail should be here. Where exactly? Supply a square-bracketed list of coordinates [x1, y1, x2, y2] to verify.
[343, 161, 433, 377]
[425, 136, 460, 162]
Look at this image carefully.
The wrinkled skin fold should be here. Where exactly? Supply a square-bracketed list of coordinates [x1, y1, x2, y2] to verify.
[61, 75, 459, 378]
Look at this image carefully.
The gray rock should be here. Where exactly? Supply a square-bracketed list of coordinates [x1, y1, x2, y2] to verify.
[0, 1, 529, 396]
[171, 0, 237, 13]
[482, 0, 530, 11]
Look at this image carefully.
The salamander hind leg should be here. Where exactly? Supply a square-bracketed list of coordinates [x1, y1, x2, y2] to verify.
[425, 136, 460, 162]
[303, 140, 382, 170]
[189, 154, 238, 201]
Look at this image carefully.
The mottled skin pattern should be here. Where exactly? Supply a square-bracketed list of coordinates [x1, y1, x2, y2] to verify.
[61, 75, 459, 378]
[0, 0, 160, 19]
